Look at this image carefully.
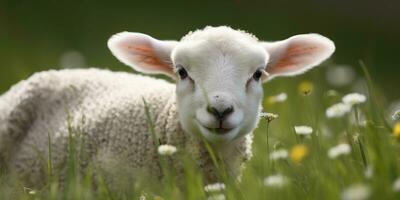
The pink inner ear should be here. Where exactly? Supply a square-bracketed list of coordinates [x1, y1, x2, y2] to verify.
[125, 43, 173, 74]
[268, 44, 319, 74]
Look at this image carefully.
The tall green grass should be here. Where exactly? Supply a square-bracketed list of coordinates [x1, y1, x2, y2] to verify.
[1, 63, 399, 200]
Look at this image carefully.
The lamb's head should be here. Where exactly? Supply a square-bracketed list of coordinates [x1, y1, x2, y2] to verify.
[108, 26, 335, 143]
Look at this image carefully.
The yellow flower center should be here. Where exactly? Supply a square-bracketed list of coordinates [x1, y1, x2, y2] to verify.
[290, 144, 309, 164]
[394, 122, 400, 140]
[298, 81, 314, 95]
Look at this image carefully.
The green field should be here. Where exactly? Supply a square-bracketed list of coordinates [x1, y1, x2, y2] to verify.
[1, 61, 400, 200]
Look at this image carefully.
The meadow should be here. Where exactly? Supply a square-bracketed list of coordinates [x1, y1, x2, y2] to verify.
[2, 0, 400, 198]
[0, 60, 399, 200]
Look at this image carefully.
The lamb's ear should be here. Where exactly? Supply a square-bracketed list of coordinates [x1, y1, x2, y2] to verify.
[261, 34, 335, 80]
[108, 32, 178, 77]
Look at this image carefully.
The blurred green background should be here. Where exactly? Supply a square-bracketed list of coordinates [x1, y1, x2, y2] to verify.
[0, 0, 399, 99]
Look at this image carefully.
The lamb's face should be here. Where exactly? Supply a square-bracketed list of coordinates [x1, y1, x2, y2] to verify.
[172, 36, 268, 141]
[108, 26, 335, 143]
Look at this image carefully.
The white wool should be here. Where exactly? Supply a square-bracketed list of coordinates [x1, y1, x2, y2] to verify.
[181, 26, 259, 43]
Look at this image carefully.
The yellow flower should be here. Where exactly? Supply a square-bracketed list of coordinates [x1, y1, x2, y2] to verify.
[394, 122, 400, 140]
[298, 81, 314, 95]
[290, 144, 308, 164]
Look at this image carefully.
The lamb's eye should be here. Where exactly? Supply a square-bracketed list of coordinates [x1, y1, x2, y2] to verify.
[177, 68, 188, 79]
[252, 69, 263, 81]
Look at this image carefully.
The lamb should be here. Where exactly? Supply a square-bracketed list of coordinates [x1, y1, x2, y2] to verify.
[0, 26, 335, 187]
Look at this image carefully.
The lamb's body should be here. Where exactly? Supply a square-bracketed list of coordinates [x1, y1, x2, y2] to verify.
[0, 68, 251, 186]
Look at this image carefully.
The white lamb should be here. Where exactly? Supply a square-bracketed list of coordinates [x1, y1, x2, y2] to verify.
[0, 26, 335, 186]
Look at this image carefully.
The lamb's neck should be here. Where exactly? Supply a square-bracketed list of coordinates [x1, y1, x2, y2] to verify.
[161, 95, 252, 182]
[184, 132, 251, 183]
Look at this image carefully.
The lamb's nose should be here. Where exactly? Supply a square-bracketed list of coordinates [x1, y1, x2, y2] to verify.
[207, 106, 234, 121]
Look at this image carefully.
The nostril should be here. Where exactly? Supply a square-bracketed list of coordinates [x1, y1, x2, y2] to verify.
[207, 106, 221, 118]
[222, 106, 234, 116]
[207, 106, 234, 120]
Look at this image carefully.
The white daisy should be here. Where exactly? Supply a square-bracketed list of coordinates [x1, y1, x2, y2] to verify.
[264, 174, 288, 188]
[204, 182, 225, 193]
[392, 110, 400, 121]
[157, 144, 177, 156]
[294, 126, 313, 136]
[270, 149, 289, 160]
[341, 184, 371, 200]
[326, 103, 352, 118]
[342, 93, 367, 106]
[268, 93, 288, 103]
[259, 112, 279, 123]
[328, 143, 351, 159]
[393, 177, 400, 192]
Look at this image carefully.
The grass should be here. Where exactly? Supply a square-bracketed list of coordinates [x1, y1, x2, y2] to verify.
[1, 62, 400, 200]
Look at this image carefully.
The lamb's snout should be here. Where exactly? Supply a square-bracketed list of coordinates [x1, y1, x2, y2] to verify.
[205, 92, 236, 126]
[207, 105, 234, 121]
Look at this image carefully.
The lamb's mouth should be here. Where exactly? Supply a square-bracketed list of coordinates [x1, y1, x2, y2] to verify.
[195, 119, 237, 136]
[204, 127, 233, 135]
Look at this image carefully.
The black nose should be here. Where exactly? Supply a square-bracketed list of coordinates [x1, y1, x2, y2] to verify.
[207, 106, 234, 120]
